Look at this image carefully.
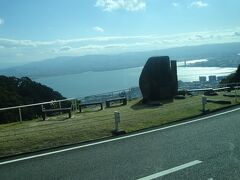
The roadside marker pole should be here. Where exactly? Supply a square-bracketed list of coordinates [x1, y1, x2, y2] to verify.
[202, 96, 207, 112]
[112, 111, 126, 135]
[114, 111, 120, 132]
[235, 89, 237, 103]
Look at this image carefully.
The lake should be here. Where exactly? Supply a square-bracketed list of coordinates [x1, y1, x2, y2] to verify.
[35, 66, 236, 98]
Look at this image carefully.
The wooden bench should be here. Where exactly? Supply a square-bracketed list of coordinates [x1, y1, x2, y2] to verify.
[42, 107, 72, 120]
[106, 97, 127, 108]
[79, 102, 103, 113]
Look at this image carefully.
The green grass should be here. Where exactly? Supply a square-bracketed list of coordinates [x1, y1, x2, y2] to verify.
[0, 91, 239, 158]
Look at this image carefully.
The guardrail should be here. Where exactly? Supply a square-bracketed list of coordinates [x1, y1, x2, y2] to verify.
[0, 98, 77, 123]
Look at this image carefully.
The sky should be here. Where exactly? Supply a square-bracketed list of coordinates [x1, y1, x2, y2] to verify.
[0, 0, 240, 68]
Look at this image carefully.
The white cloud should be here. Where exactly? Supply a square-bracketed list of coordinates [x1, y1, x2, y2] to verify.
[16, 53, 24, 57]
[93, 26, 104, 33]
[0, 18, 4, 26]
[172, 2, 179, 7]
[1, 28, 240, 51]
[95, 0, 146, 12]
[1, 27, 240, 65]
[190, 1, 208, 8]
[0, 38, 37, 48]
[69, 44, 128, 51]
[58, 46, 73, 52]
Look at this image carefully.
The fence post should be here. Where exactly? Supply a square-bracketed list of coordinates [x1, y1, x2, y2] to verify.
[72, 99, 76, 111]
[75, 99, 78, 111]
[59, 101, 62, 109]
[72, 99, 75, 111]
[18, 108, 22, 123]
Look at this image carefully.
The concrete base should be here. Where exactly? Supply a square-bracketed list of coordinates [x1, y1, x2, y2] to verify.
[111, 129, 126, 136]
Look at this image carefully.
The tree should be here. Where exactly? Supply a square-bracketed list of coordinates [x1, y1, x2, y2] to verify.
[221, 65, 240, 84]
[0, 75, 65, 123]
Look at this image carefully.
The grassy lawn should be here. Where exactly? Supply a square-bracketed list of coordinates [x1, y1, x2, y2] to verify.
[0, 91, 239, 158]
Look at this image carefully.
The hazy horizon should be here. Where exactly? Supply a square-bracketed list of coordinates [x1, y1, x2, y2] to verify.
[0, 41, 240, 70]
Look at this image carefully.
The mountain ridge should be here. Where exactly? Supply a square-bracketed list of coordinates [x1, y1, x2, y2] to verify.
[1, 42, 240, 78]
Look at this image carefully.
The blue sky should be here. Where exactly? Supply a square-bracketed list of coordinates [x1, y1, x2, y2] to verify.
[0, 0, 240, 68]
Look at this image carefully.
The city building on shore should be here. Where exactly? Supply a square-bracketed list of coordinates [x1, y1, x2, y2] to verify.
[199, 76, 207, 83]
[209, 75, 217, 83]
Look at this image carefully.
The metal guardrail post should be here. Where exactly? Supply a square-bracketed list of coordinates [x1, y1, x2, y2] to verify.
[18, 108, 22, 123]
[76, 99, 78, 111]
[70, 99, 77, 111]
[59, 101, 62, 109]
[58, 101, 62, 114]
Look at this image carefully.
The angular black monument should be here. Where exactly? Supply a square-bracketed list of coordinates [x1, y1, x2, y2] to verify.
[139, 56, 178, 104]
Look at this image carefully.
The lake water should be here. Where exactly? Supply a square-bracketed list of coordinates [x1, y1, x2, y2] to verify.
[36, 66, 236, 98]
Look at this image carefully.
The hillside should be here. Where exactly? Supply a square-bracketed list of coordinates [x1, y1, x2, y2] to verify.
[0, 42, 240, 78]
[0, 76, 65, 123]
[221, 65, 240, 84]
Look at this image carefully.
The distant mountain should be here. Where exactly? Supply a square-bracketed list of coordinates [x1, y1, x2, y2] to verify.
[1, 42, 240, 78]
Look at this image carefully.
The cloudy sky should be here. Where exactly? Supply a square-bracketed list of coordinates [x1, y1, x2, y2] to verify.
[0, 0, 240, 68]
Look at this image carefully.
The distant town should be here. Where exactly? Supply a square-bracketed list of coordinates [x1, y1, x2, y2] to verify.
[179, 75, 226, 90]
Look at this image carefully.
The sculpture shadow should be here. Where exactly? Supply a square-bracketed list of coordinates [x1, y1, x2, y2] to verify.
[131, 99, 173, 111]
[39, 116, 69, 122]
[106, 103, 126, 109]
[77, 107, 103, 113]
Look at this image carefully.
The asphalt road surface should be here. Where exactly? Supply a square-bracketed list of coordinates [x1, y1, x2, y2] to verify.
[0, 107, 240, 180]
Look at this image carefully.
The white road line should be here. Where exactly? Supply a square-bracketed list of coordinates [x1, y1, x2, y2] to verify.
[137, 160, 202, 180]
[0, 107, 239, 166]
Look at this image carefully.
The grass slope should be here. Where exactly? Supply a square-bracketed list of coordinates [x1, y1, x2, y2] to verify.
[0, 91, 239, 158]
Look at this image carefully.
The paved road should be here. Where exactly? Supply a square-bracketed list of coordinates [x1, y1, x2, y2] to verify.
[0, 107, 240, 180]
